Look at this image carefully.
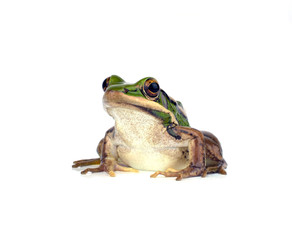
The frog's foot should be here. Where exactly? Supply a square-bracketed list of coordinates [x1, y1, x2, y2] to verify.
[81, 158, 138, 177]
[72, 158, 101, 168]
[150, 168, 178, 178]
[202, 165, 227, 177]
[150, 166, 205, 181]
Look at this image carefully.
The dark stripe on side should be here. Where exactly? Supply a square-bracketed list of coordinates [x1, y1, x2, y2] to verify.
[160, 89, 174, 105]
[167, 128, 181, 140]
[160, 90, 169, 109]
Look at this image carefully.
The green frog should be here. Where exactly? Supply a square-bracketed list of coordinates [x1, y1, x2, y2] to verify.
[73, 75, 227, 180]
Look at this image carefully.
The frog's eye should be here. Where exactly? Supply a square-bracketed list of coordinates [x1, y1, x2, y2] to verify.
[143, 78, 160, 100]
[102, 77, 110, 91]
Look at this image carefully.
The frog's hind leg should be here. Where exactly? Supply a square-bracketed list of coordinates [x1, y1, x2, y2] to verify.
[151, 126, 207, 180]
[151, 127, 227, 180]
[203, 132, 227, 177]
[72, 138, 104, 168]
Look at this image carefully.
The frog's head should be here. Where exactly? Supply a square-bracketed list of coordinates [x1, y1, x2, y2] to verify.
[102, 75, 189, 127]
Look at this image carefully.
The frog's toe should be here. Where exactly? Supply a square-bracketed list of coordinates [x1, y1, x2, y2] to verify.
[81, 165, 105, 175]
[150, 170, 181, 179]
[150, 171, 161, 178]
[115, 165, 139, 173]
[150, 167, 205, 180]
[79, 162, 138, 177]
[81, 165, 116, 177]
[108, 171, 116, 177]
[150, 168, 179, 178]
[72, 158, 101, 168]
[219, 166, 227, 175]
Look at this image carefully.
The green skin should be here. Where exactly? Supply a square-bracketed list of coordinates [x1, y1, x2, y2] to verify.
[73, 75, 227, 180]
[106, 75, 190, 128]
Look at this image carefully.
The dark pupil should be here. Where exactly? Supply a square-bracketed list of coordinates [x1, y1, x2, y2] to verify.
[102, 79, 108, 90]
[149, 82, 159, 93]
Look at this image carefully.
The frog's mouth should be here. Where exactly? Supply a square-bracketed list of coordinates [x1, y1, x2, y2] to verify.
[103, 90, 178, 125]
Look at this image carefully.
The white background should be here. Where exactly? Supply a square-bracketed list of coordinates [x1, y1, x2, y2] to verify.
[1, 0, 292, 239]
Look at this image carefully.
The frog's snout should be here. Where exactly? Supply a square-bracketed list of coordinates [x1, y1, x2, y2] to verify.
[103, 90, 123, 107]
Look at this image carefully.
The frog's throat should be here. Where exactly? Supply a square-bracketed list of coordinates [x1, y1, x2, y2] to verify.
[103, 90, 178, 125]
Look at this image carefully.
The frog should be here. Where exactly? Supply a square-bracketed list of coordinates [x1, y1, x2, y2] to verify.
[72, 75, 227, 180]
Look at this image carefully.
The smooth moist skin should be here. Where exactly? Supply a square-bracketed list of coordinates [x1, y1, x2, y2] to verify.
[73, 75, 227, 180]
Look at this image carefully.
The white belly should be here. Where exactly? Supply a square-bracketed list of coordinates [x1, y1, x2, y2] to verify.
[107, 107, 189, 171]
[117, 145, 189, 171]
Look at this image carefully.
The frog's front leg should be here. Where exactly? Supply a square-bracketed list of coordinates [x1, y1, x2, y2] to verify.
[80, 127, 138, 177]
[151, 126, 206, 181]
